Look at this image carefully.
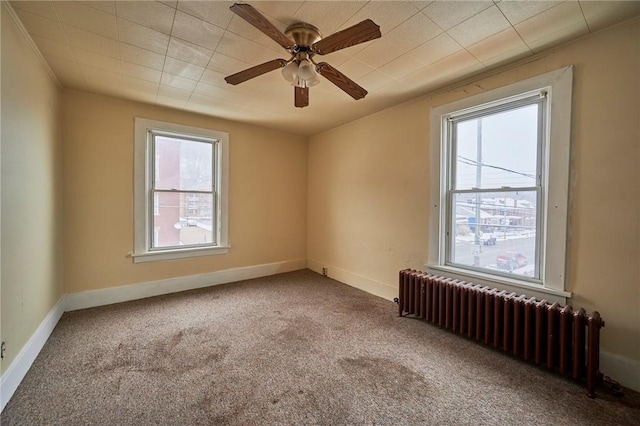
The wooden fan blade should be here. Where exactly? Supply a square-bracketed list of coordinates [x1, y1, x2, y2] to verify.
[312, 19, 381, 55]
[316, 62, 367, 100]
[294, 86, 309, 108]
[230, 3, 294, 50]
[225, 59, 287, 85]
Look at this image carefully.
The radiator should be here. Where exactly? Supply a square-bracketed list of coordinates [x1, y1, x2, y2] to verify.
[397, 269, 605, 398]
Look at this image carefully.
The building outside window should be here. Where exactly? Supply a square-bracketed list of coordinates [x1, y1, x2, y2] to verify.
[428, 67, 573, 302]
[133, 118, 229, 263]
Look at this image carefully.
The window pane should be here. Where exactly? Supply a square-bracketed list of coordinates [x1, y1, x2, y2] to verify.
[449, 190, 538, 279]
[454, 103, 539, 190]
[152, 192, 215, 248]
[153, 136, 213, 191]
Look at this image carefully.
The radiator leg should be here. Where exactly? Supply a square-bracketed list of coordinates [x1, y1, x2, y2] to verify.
[587, 312, 604, 398]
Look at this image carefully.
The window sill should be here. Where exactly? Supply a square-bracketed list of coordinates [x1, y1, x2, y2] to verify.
[425, 264, 571, 305]
[132, 245, 230, 263]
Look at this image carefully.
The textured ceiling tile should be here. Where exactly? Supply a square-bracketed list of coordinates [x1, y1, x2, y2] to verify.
[423, 0, 493, 31]
[405, 49, 484, 90]
[163, 57, 205, 81]
[447, 5, 511, 47]
[409, 32, 463, 66]
[515, 2, 587, 49]
[80, 63, 123, 85]
[10, 1, 58, 20]
[580, 1, 640, 32]
[215, 31, 283, 65]
[497, 0, 562, 26]
[122, 88, 157, 103]
[354, 38, 403, 69]
[356, 69, 398, 91]
[293, 1, 365, 35]
[53, 1, 118, 39]
[43, 55, 83, 78]
[378, 52, 427, 80]
[339, 1, 418, 34]
[158, 84, 192, 100]
[71, 47, 121, 73]
[161, 72, 198, 91]
[176, 1, 235, 29]
[206, 52, 251, 75]
[63, 25, 120, 58]
[171, 11, 225, 51]
[226, 14, 289, 50]
[159, 1, 177, 9]
[167, 37, 213, 68]
[253, 1, 304, 21]
[119, 43, 166, 70]
[121, 75, 159, 93]
[193, 82, 255, 105]
[526, 21, 589, 53]
[115, 1, 176, 34]
[14, 9, 67, 43]
[466, 27, 531, 65]
[156, 95, 187, 109]
[384, 11, 442, 51]
[332, 58, 375, 81]
[117, 18, 170, 54]
[121, 61, 162, 83]
[32, 36, 75, 61]
[79, 2, 116, 15]
[411, 1, 434, 12]
[199, 68, 228, 88]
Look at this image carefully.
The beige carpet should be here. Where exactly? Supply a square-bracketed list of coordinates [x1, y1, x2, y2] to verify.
[2, 270, 639, 425]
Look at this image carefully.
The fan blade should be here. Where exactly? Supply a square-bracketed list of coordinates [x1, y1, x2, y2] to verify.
[316, 62, 367, 100]
[230, 3, 294, 50]
[225, 59, 287, 85]
[312, 19, 381, 55]
[294, 86, 309, 108]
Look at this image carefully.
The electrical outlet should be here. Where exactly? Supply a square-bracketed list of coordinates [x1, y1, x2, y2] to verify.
[321, 267, 327, 276]
[1, 341, 5, 360]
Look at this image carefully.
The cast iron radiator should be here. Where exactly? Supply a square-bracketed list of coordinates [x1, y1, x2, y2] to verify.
[398, 269, 605, 397]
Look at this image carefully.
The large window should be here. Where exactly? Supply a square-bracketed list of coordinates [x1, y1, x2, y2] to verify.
[133, 118, 229, 263]
[428, 67, 573, 301]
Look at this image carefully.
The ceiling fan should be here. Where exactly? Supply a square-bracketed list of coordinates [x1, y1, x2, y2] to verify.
[224, 3, 382, 108]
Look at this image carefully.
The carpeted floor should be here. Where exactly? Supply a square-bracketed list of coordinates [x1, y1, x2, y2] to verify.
[2, 269, 639, 425]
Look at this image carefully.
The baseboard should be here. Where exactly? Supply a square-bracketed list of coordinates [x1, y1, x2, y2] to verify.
[0, 297, 65, 412]
[65, 259, 307, 311]
[600, 350, 640, 392]
[307, 259, 396, 301]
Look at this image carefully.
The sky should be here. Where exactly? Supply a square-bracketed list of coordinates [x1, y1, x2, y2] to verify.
[454, 103, 539, 191]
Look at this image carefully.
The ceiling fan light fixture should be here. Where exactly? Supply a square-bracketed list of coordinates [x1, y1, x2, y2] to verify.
[297, 59, 315, 80]
[281, 61, 299, 83]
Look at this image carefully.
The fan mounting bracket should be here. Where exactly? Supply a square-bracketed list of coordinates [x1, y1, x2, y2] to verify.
[285, 22, 322, 49]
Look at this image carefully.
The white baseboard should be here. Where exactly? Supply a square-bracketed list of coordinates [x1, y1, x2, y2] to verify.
[65, 259, 307, 311]
[307, 259, 397, 301]
[600, 350, 640, 392]
[0, 297, 65, 412]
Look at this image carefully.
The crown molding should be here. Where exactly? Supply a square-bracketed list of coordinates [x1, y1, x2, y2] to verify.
[2, 1, 63, 89]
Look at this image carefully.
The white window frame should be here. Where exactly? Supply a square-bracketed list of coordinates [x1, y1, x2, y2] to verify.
[133, 118, 229, 263]
[428, 66, 573, 304]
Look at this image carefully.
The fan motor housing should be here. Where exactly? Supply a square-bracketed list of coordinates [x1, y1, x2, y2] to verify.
[285, 23, 322, 48]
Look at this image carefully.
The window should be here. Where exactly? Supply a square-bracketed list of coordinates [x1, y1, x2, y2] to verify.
[133, 118, 229, 263]
[428, 67, 573, 301]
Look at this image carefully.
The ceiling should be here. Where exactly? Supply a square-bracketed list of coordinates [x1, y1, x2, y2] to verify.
[8, 1, 640, 136]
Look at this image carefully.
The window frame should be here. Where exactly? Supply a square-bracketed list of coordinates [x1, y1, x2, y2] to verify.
[428, 67, 573, 303]
[133, 118, 229, 263]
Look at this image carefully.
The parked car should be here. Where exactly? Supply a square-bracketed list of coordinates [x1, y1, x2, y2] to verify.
[480, 232, 496, 246]
[496, 252, 527, 271]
